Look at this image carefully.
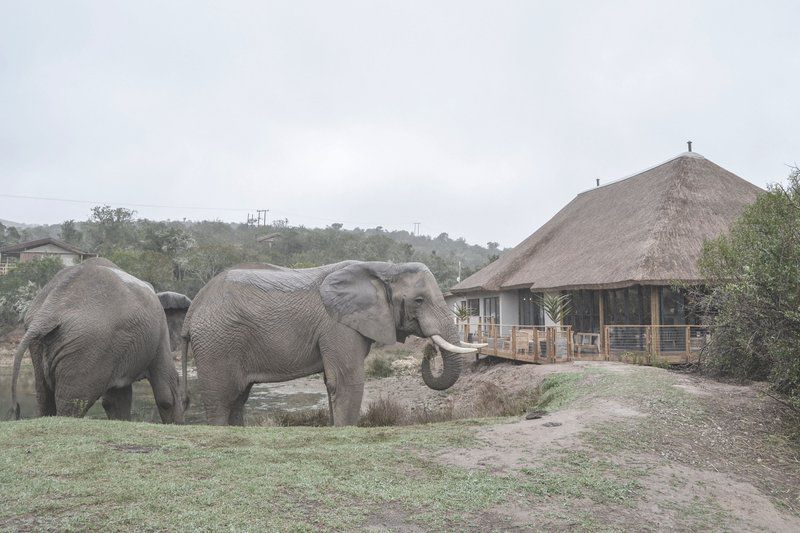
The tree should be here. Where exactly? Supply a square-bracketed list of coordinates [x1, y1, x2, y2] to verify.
[86, 206, 137, 252]
[0, 257, 64, 331]
[3, 225, 21, 246]
[59, 220, 82, 245]
[697, 167, 800, 406]
[107, 250, 174, 291]
[186, 244, 241, 285]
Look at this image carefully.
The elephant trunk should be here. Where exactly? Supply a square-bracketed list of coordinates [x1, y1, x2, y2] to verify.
[421, 319, 465, 390]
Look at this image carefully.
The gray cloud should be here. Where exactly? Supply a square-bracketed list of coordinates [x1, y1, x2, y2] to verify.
[2, 1, 798, 247]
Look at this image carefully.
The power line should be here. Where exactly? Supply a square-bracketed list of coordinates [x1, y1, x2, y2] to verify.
[0, 193, 255, 212]
[1, 192, 462, 240]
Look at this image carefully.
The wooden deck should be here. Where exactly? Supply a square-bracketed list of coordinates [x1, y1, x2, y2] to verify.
[461, 322, 709, 365]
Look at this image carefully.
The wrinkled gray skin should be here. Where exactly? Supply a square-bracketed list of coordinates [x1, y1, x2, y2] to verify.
[9, 258, 186, 423]
[183, 261, 463, 426]
[157, 291, 192, 352]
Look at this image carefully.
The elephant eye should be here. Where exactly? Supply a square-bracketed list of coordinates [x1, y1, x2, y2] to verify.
[414, 297, 424, 304]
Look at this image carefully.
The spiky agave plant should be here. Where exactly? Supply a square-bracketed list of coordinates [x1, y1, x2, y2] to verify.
[452, 303, 471, 323]
[536, 293, 573, 324]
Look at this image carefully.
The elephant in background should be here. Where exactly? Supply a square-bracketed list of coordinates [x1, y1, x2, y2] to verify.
[9, 258, 187, 423]
[157, 291, 192, 352]
[182, 260, 484, 426]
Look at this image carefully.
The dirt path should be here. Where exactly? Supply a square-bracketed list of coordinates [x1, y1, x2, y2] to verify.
[427, 362, 800, 532]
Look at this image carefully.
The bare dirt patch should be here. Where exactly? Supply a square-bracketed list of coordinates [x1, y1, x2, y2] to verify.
[423, 362, 800, 531]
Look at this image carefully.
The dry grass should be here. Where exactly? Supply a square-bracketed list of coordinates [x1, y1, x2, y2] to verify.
[359, 382, 539, 427]
[248, 408, 330, 427]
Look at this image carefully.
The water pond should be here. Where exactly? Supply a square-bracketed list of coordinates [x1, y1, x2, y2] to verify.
[0, 364, 328, 424]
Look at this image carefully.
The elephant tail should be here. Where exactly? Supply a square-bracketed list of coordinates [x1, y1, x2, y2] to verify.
[9, 331, 34, 420]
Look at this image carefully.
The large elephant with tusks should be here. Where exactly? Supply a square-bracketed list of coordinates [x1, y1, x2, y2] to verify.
[9, 258, 189, 423]
[182, 261, 483, 426]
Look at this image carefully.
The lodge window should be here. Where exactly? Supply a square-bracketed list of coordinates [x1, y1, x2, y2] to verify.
[483, 296, 500, 323]
[659, 287, 701, 326]
[518, 290, 543, 326]
[604, 285, 651, 325]
[565, 290, 600, 332]
[466, 298, 479, 316]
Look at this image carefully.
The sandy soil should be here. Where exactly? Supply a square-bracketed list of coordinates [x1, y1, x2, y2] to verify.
[433, 362, 800, 532]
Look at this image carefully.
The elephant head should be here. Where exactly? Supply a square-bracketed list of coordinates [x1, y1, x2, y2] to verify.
[157, 291, 192, 352]
[320, 262, 482, 390]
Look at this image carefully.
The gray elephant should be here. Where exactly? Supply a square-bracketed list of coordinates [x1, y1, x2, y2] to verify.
[9, 257, 187, 423]
[157, 291, 192, 352]
[182, 261, 484, 426]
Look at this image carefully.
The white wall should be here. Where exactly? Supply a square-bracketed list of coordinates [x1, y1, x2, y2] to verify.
[450, 290, 520, 325]
[499, 291, 519, 325]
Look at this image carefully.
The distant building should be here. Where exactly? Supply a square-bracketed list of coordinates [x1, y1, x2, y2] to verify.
[450, 151, 763, 335]
[0, 238, 95, 275]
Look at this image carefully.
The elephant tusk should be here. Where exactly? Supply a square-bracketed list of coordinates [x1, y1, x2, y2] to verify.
[430, 335, 477, 354]
[459, 341, 488, 349]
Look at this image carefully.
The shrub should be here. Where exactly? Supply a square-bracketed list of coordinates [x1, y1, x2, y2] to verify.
[366, 355, 394, 378]
[696, 167, 800, 407]
[471, 381, 538, 418]
[272, 408, 330, 427]
[390, 356, 419, 376]
[360, 396, 405, 427]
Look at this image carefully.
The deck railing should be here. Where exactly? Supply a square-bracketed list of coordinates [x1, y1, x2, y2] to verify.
[0, 262, 14, 276]
[458, 319, 709, 364]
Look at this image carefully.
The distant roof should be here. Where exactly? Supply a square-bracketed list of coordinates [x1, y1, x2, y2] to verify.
[452, 152, 764, 293]
[256, 232, 282, 242]
[0, 237, 93, 256]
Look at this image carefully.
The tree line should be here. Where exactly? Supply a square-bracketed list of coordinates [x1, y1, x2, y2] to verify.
[0, 208, 499, 333]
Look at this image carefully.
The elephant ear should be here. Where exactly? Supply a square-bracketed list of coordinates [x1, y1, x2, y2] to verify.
[320, 263, 397, 345]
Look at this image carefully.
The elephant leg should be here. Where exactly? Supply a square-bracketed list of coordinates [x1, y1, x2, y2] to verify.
[319, 328, 371, 427]
[228, 383, 253, 426]
[323, 371, 334, 427]
[197, 363, 241, 426]
[52, 363, 104, 418]
[55, 388, 100, 418]
[102, 385, 133, 421]
[30, 348, 56, 416]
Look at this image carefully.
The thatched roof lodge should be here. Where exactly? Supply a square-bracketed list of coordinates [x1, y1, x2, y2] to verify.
[450, 151, 763, 335]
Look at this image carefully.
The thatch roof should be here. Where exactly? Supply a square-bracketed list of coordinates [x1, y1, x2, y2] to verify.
[452, 152, 763, 294]
[0, 237, 92, 256]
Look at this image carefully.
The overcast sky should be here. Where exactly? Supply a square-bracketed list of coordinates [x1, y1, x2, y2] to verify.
[1, 1, 798, 248]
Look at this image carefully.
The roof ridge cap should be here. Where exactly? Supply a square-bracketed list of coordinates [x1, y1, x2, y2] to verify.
[577, 152, 707, 196]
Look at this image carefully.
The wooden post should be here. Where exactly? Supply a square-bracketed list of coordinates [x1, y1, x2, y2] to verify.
[598, 291, 606, 353]
[492, 319, 498, 356]
[650, 287, 661, 356]
[533, 329, 540, 362]
[511, 326, 517, 361]
[685, 325, 691, 363]
[603, 326, 610, 361]
[566, 326, 573, 361]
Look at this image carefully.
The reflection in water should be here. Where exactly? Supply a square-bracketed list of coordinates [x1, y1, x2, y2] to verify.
[0, 365, 327, 424]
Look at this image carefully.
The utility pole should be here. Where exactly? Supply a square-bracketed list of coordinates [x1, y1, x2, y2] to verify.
[412, 222, 420, 236]
[256, 209, 269, 227]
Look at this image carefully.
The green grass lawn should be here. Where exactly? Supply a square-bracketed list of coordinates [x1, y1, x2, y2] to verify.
[0, 415, 641, 531]
[1, 366, 797, 531]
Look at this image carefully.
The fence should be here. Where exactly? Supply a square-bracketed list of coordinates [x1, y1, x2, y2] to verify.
[459, 319, 709, 364]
